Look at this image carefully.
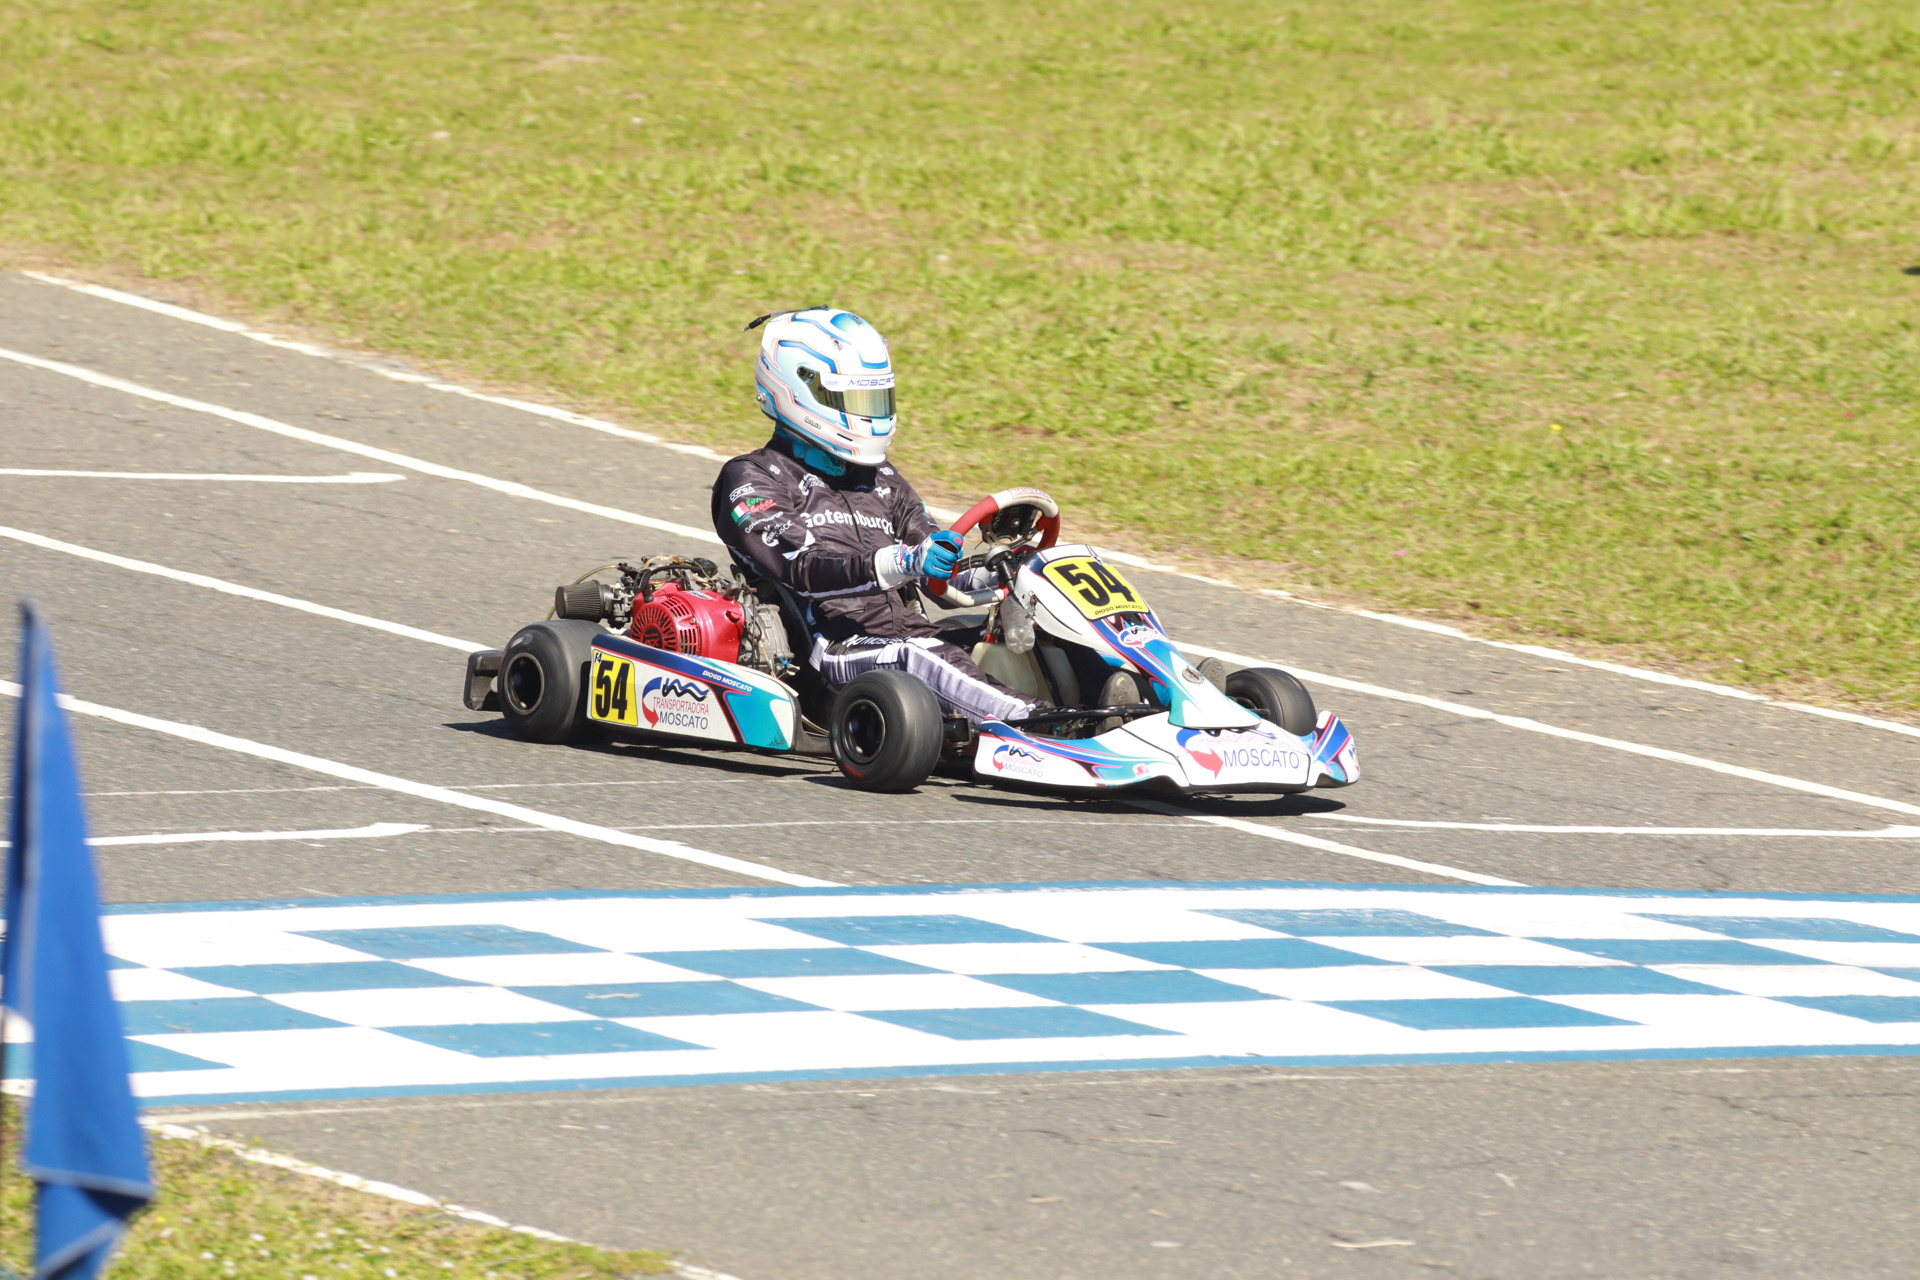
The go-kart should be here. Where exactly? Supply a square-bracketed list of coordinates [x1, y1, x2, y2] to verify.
[462, 488, 1359, 795]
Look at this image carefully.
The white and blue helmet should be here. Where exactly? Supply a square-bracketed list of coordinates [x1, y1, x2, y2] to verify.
[749, 307, 896, 467]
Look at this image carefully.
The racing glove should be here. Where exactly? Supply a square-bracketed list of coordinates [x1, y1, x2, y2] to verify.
[874, 530, 963, 589]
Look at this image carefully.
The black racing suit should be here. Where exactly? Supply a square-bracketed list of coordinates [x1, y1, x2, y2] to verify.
[711, 435, 1042, 724]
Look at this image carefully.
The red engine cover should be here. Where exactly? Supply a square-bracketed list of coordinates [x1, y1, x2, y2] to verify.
[629, 585, 743, 661]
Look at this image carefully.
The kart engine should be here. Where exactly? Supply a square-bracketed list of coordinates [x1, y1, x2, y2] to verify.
[630, 584, 742, 659]
[552, 557, 794, 675]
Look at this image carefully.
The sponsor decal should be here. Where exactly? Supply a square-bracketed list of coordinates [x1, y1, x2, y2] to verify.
[1104, 619, 1160, 646]
[695, 666, 755, 695]
[799, 472, 823, 493]
[1176, 728, 1305, 777]
[989, 741, 1048, 779]
[880, 466, 895, 476]
[802, 509, 895, 534]
[731, 497, 777, 524]
[1175, 728, 1225, 777]
[727, 483, 758, 501]
[761, 528, 784, 547]
[874, 486, 892, 497]
[816, 369, 894, 391]
[641, 676, 712, 731]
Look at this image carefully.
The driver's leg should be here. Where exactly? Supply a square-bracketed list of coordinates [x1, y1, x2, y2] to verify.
[814, 635, 1047, 725]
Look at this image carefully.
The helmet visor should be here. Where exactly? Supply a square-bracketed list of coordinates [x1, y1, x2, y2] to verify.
[804, 367, 895, 421]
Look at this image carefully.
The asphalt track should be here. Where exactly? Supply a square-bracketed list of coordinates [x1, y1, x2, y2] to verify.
[4, 267, 1920, 1277]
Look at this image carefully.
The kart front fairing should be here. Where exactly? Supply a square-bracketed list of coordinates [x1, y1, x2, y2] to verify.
[975, 708, 1358, 794]
[969, 544, 1361, 794]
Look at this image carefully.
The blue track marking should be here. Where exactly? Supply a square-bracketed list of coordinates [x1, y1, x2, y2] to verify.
[26, 880, 1920, 1106]
[119, 997, 347, 1035]
[385, 1021, 701, 1057]
[178, 961, 476, 993]
[300, 924, 601, 958]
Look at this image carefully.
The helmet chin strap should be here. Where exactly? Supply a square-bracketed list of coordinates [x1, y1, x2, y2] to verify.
[775, 425, 851, 476]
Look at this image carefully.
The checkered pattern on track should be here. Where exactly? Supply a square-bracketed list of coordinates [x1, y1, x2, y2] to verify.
[34, 883, 1920, 1103]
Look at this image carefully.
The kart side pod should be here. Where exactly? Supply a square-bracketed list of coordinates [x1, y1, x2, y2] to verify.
[584, 632, 800, 751]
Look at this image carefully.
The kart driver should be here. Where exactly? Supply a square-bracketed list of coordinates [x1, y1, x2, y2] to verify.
[710, 307, 1048, 726]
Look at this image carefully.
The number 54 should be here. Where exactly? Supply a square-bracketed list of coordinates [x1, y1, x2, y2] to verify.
[1055, 560, 1136, 609]
[593, 656, 631, 721]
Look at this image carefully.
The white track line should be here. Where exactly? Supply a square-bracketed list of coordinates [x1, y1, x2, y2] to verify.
[1179, 641, 1920, 822]
[87, 785, 365, 797]
[21, 268, 1920, 745]
[1266, 593, 1920, 744]
[1127, 799, 1523, 886]
[1, 822, 427, 849]
[21, 271, 733, 463]
[1317, 815, 1920, 839]
[143, 1123, 577, 1244]
[0, 678, 834, 888]
[158, 1116, 753, 1280]
[0, 345, 723, 547]
[92, 822, 427, 847]
[0, 525, 487, 652]
[0, 469, 403, 483]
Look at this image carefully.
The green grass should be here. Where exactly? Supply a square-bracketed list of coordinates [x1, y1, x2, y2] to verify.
[1, 0, 1916, 708]
[0, 1106, 672, 1278]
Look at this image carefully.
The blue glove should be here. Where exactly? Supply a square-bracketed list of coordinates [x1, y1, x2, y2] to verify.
[879, 530, 964, 587]
[915, 530, 963, 581]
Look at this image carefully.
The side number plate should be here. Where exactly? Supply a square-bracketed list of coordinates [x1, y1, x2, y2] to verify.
[588, 652, 637, 726]
[1039, 556, 1144, 619]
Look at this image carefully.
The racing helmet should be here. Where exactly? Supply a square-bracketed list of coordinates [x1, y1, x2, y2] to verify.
[748, 307, 896, 467]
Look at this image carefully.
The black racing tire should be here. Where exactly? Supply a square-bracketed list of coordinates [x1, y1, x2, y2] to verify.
[830, 670, 944, 793]
[498, 620, 602, 743]
[1225, 666, 1317, 736]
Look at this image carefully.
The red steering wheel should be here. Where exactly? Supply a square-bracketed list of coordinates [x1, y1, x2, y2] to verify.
[924, 487, 1060, 600]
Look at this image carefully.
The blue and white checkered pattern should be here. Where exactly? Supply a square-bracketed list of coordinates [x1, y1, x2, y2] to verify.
[27, 884, 1920, 1103]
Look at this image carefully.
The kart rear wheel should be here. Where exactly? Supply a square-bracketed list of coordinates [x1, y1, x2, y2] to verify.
[498, 620, 601, 743]
[830, 670, 944, 792]
[1225, 666, 1317, 736]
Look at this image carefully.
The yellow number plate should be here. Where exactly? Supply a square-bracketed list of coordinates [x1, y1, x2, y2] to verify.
[588, 652, 638, 726]
[1039, 556, 1144, 619]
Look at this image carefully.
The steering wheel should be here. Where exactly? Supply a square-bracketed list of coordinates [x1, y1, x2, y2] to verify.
[925, 487, 1060, 606]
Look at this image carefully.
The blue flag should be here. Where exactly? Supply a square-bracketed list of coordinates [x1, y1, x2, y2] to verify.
[3, 603, 153, 1279]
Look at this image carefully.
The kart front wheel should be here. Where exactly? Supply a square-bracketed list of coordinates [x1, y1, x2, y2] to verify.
[1225, 667, 1317, 736]
[498, 620, 601, 743]
[830, 670, 944, 793]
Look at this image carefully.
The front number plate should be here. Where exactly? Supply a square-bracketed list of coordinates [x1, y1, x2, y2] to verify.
[1039, 555, 1145, 619]
[588, 652, 638, 726]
